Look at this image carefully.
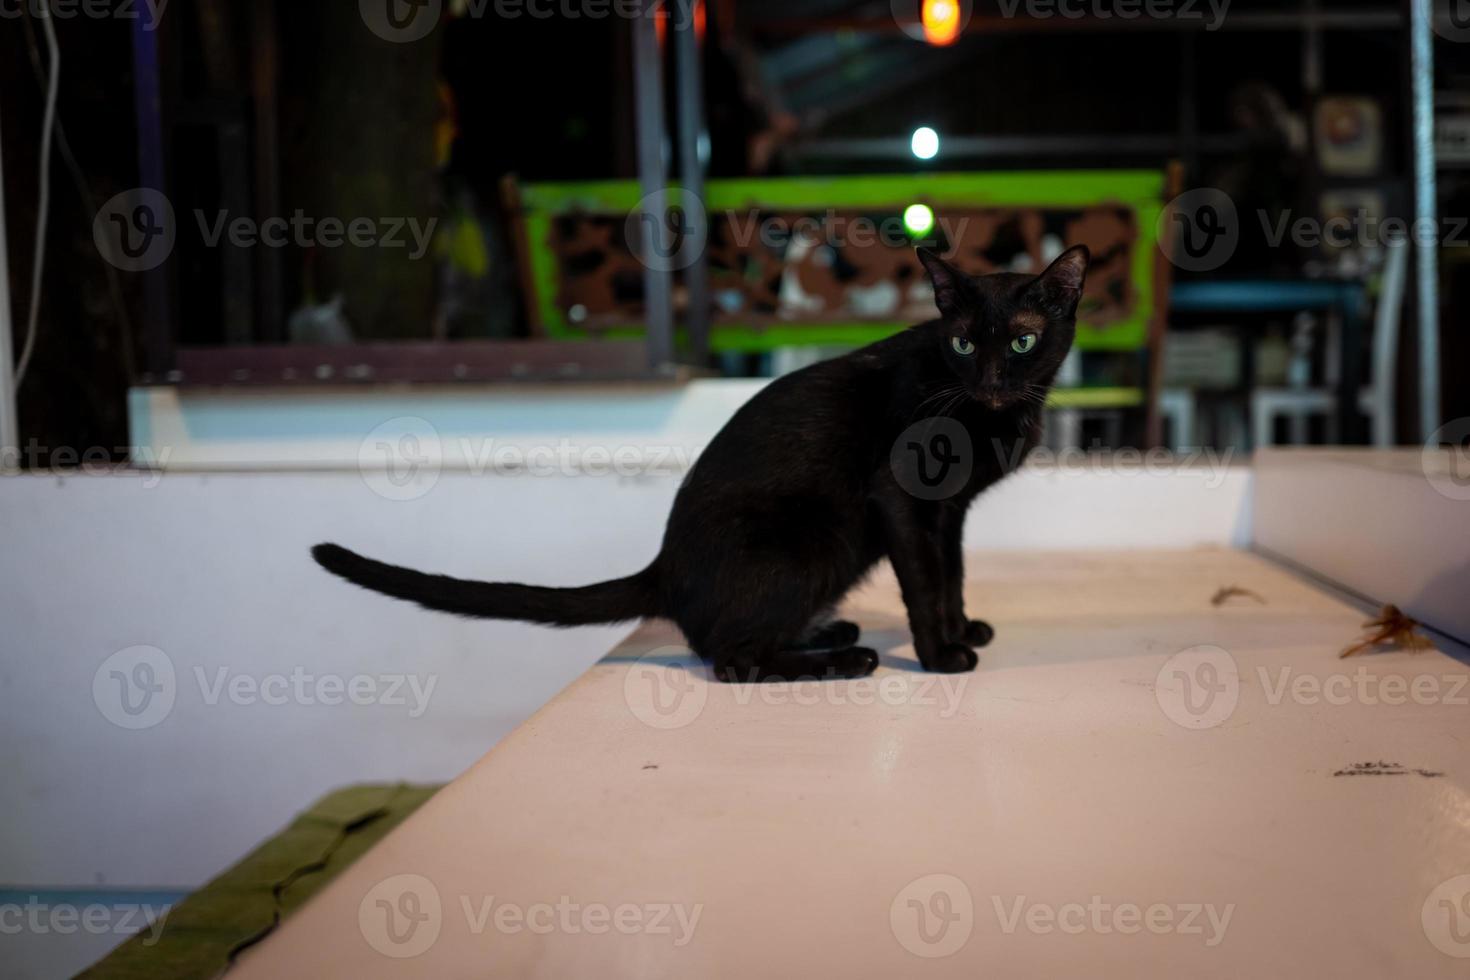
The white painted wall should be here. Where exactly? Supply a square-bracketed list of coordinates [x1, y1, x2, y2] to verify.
[1253, 448, 1470, 644]
[2, 379, 1251, 897]
[1, 467, 1249, 894]
[2, 469, 670, 889]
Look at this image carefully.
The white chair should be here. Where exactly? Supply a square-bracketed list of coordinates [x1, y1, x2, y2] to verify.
[1250, 240, 1407, 448]
[1048, 349, 1084, 449]
[1159, 388, 1198, 452]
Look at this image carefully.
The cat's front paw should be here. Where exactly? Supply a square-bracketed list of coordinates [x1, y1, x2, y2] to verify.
[925, 643, 978, 674]
[831, 646, 880, 678]
[962, 619, 995, 647]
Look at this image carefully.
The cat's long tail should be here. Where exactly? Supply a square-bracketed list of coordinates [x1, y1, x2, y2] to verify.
[311, 543, 661, 626]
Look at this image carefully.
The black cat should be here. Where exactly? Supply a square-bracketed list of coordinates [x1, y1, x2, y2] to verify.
[314, 245, 1088, 681]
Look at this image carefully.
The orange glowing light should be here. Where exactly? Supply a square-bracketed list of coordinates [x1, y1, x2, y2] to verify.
[657, 0, 705, 49]
[922, 0, 961, 46]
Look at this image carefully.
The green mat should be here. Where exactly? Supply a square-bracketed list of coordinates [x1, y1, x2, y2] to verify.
[79, 783, 441, 980]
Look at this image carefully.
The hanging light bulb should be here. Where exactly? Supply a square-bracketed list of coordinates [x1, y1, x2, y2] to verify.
[922, 0, 961, 46]
[911, 127, 940, 161]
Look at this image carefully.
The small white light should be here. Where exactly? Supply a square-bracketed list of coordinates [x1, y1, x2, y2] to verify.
[911, 126, 940, 161]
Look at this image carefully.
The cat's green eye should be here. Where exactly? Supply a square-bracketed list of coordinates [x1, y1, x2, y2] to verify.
[951, 336, 976, 356]
[1010, 334, 1038, 354]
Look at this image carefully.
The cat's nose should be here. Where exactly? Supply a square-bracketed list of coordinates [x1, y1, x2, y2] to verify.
[973, 387, 1007, 409]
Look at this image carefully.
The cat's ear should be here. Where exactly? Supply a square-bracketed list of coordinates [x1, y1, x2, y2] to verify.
[1028, 245, 1090, 318]
[916, 247, 967, 320]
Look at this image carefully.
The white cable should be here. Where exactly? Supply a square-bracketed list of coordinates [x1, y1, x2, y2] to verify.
[14, 4, 60, 389]
[0, 107, 18, 454]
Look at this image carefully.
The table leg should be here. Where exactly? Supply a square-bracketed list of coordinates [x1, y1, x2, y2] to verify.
[1336, 299, 1365, 445]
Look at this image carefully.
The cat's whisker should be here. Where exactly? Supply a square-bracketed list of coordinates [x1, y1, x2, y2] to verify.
[911, 384, 966, 421]
[939, 390, 969, 418]
[1016, 384, 1051, 408]
[929, 388, 960, 417]
[912, 386, 951, 414]
[921, 389, 960, 412]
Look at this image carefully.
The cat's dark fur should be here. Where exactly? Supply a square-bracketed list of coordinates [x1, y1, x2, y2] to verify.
[313, 245, 1088, 681]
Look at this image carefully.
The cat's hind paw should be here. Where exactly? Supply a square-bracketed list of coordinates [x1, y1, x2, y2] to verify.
[926, 643, 979, 674]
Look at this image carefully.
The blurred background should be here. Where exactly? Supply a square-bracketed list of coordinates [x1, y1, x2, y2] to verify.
[1, 0, 1466, 459]
[2, 2, 1469, 976]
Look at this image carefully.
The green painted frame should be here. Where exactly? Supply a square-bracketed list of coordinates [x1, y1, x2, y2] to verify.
[514, 171, 1167, 354]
